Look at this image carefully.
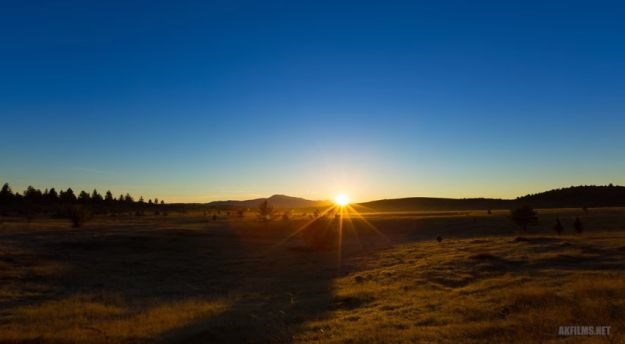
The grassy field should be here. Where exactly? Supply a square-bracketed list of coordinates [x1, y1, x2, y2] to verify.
[1, 208, 625, 343]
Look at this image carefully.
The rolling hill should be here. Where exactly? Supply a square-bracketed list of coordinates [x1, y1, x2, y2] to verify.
[206, 185, 625, 211]
[207, 194, 331, 209]
[358, 197, 511, 211]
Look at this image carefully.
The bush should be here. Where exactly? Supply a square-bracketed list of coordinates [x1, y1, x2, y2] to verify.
[574, 217, 583, 233]
[282, 210, 292, 221]
[257, 200, 275, 222]
[553, 218, 564, 235]
[66, 206, 91, 228]
[510, 205, 538, 231]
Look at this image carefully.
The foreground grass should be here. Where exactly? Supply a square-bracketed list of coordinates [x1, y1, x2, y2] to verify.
[0, 296, 228, 343]
[1, 211, 625, 343]
[295, 235, 625, 343]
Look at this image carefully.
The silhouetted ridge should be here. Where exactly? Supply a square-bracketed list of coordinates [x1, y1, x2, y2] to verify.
[359, 197, 511, 211]
[360, 185, 625, 211]
[2, 182, 624, 215]
[516, 184, 625, 208]
[207, 194, 330, 209]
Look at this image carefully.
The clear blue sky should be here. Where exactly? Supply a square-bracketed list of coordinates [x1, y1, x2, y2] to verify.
[2, 1, 625, 202]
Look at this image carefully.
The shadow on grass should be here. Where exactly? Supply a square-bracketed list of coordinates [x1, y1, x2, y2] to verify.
[0, 217, 339, 343]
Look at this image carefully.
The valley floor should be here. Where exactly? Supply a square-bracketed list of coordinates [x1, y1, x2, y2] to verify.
[1, 208, 624, 343]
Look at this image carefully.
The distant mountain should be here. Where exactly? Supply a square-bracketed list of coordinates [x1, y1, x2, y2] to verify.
[207, 194, 331, 209]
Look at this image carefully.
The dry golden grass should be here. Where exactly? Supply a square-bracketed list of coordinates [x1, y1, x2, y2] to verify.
[294, 234, 625, 343]
[1, 208, 625, 343]
[1, 295, 228, 343]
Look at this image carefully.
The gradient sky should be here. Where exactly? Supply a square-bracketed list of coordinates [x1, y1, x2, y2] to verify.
[2, 1, 625, 202]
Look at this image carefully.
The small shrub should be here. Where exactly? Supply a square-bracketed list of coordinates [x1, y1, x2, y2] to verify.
[510, 205, 538, 231]
[282, 210, 292, 221]
[553, 218, 564, 235]
[574, 217, 583, 233]
[67, 206, 91, 228]
[257, 200, 274, 222]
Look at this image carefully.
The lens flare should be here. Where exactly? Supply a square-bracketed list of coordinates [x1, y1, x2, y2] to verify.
[266, 192, 390, 271]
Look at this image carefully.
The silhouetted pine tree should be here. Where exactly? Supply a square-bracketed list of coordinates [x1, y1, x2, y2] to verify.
[60, 188, 77, 203]
[48, 188, 59, 202]
[24, 186, 43, 203]
[78, 190, 90, 203]
[91, 189, 103, 203]
[0, 183, 13, 201]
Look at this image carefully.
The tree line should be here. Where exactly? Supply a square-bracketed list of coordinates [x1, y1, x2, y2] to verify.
[516, 184, 625, 208]
[0, 182, 167, 217]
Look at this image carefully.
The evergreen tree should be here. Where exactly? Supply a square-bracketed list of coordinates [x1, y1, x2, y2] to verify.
[0, 183, 14, 203]
[105, 191, 114, 202]
[91, 189, 103, 203]
[48, 188, 59, 202]
[60, 188, 77, 203]
[1, 183, 12, 196]
[24, 186, 43, 202]
[78, 190, 91, 203]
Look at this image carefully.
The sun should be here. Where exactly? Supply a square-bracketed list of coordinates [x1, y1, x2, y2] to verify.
[334, 193, 350, 207]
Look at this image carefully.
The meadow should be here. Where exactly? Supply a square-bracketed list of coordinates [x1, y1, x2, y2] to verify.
[1, 207, 625, 343]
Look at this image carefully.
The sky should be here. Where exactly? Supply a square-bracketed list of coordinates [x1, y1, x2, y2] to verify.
[1, 1, 625, 203]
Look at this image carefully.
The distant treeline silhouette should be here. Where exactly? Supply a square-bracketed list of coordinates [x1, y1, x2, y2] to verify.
[515, 184, 625, 208]
[359, 197, 511, 212]
[360, 184, 625, 211]
[2, 183, 625, 217]
[0, 183, 167, 217]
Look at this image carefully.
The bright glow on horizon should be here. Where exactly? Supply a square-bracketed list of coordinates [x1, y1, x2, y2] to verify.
[334, 193, 350, 206]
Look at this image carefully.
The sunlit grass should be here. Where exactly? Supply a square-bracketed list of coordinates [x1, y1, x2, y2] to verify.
[0, 295, 229, 343]
[293, 235, 625, 343]
[3, 209, 625, 342]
